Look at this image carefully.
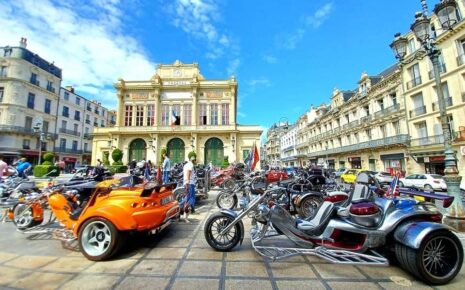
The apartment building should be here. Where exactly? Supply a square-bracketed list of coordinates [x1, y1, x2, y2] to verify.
[91, 61, 262, 166]
[0, 38, 61, 164]
[265, 122, 289, 167]
[280, 125, 298, 167]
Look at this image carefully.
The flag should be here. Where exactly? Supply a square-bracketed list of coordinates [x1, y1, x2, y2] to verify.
[251, 142, 259, 170]
[171, 110, 180, 127]
[386, 174, 400, 197]
[156, 165, 162, 183]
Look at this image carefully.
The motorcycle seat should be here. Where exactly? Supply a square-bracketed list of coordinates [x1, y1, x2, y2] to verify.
[296, 201, 335, 235]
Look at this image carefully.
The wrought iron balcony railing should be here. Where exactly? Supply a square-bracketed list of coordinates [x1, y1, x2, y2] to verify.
[409, 105, 427, 118]
[406, 76, 422, 90]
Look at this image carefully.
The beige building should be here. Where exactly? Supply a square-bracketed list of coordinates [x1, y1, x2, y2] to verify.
[265, 122, 289, 167]
[91, 61, 262, 166]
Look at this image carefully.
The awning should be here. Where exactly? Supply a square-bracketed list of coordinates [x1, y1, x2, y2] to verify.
[63, 157, 77, 162]
[380, 153, 404, 160]
[348, 157, 361, 162]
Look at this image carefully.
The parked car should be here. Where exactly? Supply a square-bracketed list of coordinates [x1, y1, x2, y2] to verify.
[332, 168, 346, 178]
[375, 171, 394, 184]
[399, 174, 447, 191]
[340, 169, 362, 183]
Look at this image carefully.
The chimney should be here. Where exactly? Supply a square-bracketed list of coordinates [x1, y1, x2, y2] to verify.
[65, 86, 74, 93]
[19, 37, 27, 48]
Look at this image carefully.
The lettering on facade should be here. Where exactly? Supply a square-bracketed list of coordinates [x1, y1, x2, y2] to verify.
[161, 91, 192, 99]
[163, 80, 190, 86]
[202, 89, 224, 98]
[130, 92, 149, 100]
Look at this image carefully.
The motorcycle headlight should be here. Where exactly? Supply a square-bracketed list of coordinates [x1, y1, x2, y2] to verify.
[255, 204, 270, 223]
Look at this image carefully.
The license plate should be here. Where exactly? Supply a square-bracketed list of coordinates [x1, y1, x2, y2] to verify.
[161, 195, 174, 205]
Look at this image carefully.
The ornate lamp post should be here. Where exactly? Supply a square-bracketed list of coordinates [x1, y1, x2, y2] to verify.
[33, 123, 46, 165]
[390, 0, 464, 220]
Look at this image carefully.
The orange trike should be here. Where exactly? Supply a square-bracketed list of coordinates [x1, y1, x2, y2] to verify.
[9, 176, 180, 261]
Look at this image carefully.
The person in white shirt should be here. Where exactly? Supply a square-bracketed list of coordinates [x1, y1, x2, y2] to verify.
[162, 153, 171, 184]
[181, 156, 197, 214]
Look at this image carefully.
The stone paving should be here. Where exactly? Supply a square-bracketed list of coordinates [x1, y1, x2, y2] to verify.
[0, 191, 464, 290]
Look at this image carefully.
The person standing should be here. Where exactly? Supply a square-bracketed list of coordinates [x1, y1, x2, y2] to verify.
[181, 155, 197, 214]
[0, 156, 8, 180]
[162, 153, 171, 184]
[16, 158, 32, 179]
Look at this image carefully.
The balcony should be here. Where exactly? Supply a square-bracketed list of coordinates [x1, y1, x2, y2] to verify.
[83, 133, 92, 139]
[30, 79, 40, 87]
[360, 115, 372, 124]
[409, 105, 427, 118]
[374, 103, 400, 118]
[456, 53, 465, 66]
[432, 97, 453, 111]
[74, 116, 81, 121]
[0, 125, 35, 135]
[308, 134, 409, 157]
[94, 109, 100, 114]
[83, 149, 92, 154]
[85, 119, 91, 124]
[59, 128, 81, 137]
[93, 122, 98, 126]
[410, 135, 444, 147]
[62, 112, 69, 118]
[87, 106, 92, 111]
[428, 63, 447, 80]
[46, 86, 56, 93]
[406, 76, 422, 90]
[54, 147, 83, 154]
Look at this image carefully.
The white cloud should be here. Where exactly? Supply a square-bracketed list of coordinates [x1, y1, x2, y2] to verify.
[0, 0, 155, 108]
[247, 77, 271, 87]
[263, 54, 278, 64]
[306, 2, 333, 28]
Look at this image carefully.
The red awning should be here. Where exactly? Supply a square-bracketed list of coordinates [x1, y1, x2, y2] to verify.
[20, 150, 40, 156]
[63, 157, 77, 162]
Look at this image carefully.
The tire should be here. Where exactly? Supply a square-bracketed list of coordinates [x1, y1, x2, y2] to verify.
[297, 196, 323, 219]
[173, 187, 185, 203]
[79, 217, 119, 261]
[222, 179, 235, 190]
[395, 230, 463, 285]
[424, 184, 434, 192]
[13, 203, 41, 230]
[216, 191, 238, 210]
[204, 212, 242, 251]
[398, 181, 404, 187]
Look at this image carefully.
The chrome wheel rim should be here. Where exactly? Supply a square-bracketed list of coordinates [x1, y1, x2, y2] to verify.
[81, 221, 112, 257]
[223, 180, 234, 190]
[218, 193, 235, 209]
[301, 198, 320, 219]
[14, 204, 33, 228]
[209, 217, 236, 246]
[422, 236, 459, 279]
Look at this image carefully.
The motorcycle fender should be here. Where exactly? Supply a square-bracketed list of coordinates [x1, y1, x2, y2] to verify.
[393, 221, 455, 249]
[295, 192, 323, 208]
[219, 209, 245, 245]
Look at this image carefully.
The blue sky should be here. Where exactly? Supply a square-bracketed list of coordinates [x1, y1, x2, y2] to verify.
[1, 0, 425, 130]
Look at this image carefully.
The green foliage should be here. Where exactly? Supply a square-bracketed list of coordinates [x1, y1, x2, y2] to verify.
[160, 147, 167, 165]
[42, 152, 54, 163]
[108, 165, 128, 174]
[33, 165, 60, 177]
[188, 151, 197, 160]
[103, 151, 110, 166]
[111, 148, 123, 163]
[220, 156, 229, 169]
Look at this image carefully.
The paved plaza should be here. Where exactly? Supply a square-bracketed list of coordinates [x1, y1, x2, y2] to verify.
[0, 191, 464, 290]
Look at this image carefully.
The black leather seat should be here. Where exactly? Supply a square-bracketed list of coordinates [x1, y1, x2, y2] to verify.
[295, 201, 335, 236]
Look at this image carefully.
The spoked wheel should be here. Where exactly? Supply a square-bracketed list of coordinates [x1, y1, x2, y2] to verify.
[13, 203, 41, 230]
[297, 196, 323, 219]
[396, 231, 463, 285]
[79, 217, 119, 261]
[216, 191, 237, 209]
[222, 179, 235, 190]
[204, 212, 242, 251]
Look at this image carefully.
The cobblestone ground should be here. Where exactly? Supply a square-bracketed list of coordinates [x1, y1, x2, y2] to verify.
[0, 190, 464, 290]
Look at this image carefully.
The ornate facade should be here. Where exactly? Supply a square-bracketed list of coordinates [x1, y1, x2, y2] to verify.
[91, 61, 262, 166]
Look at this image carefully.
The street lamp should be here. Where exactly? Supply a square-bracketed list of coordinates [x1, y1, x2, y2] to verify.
[33, 123, 45, 165]
[390, 0, 464, 219]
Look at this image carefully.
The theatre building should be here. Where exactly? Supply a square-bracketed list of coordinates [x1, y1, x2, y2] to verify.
[91, 61, 262, 166]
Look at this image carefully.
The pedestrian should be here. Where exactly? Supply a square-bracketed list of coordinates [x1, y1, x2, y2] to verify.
[96, 159, 103, 167]
[162, 152, 171, 184]
[16, 158, 32, 179]
[181, 155, 197, 216]
[0, 156, 8, 180]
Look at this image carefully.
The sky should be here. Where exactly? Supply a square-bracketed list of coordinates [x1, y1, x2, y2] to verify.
[0, 0, 426, 133]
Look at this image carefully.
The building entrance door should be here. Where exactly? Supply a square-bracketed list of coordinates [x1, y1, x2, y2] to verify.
[167, 138, 185, 164]
[204, 137, 224, 166]
[129, 138, 147, 162]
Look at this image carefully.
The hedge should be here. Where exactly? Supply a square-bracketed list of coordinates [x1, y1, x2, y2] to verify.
[107, 165, 128, 174]
[221, 156, 229, 169]
[112, 148, 123, 164]
[33, 165, 60, 177]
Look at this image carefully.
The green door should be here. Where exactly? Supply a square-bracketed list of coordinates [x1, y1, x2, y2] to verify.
[167, 138, 185, 164]
[205, 137, 224, 166]
[129, 138, 147, 161]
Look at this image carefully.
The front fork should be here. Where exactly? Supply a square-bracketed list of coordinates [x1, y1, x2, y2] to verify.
[220, 193, 266, 235]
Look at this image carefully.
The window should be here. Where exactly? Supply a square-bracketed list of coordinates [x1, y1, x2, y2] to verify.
[345, 114, 349, 123]
[44, 99, 51, 114]
[64, 91, 69, 100]
[85, 127, 89, 134]
[172, 104, 180, 125]
[3, 48, 12, 57]
[62, 106, 69, 117]
[72, 141, 78, 150]
[102, 109, 105, 117]
[183, 104, 192, 125]
[61, 120, 67, 129]
[27, 93, 35, 109]
[73, 124, 78, 133]
[85, 114, 90, 124]
[60, 138, 66, 149]
[84, 143, 88, 151]
[377, 98, 384, 111]
[124, 105, 133, 126]
[30, 73, 38, 85]
[392, 121, 400, 135]
[46, 81, 54, 92]
[0, 66, 7, 77]
[210, 103, 218, 125]
[161, 104, 169, 126]
[25, 116, 33, 129]
[135, 105, 144, 126]
[0, 87, 3, 103]
[199, 104, 207, 125]
[407, 38, 416, 54]
[100, 120, 104, 127]
[22, 139, 30, 149]
[94, 117, 98, 126]
[363, 105, 369, 116]
[408, 63, 421, 87]
[447, 114, 454, 137]
[75, 97, 80, 105]
[366, 129, 372, 140]
[147, 104, 155, 126]
[416, 121, 428, 139]
[43, 121, 49, 133]
[380, 125, 387, 138]
[74, 110, 80, 121]
[390, 93, 397, 106]
[221, 103, 229, 125]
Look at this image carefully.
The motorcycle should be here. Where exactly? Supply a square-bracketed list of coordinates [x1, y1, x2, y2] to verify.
[204, 172, 463, 285]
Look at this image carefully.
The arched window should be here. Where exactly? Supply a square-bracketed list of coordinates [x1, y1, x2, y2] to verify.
[128, 138, 147, 161]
